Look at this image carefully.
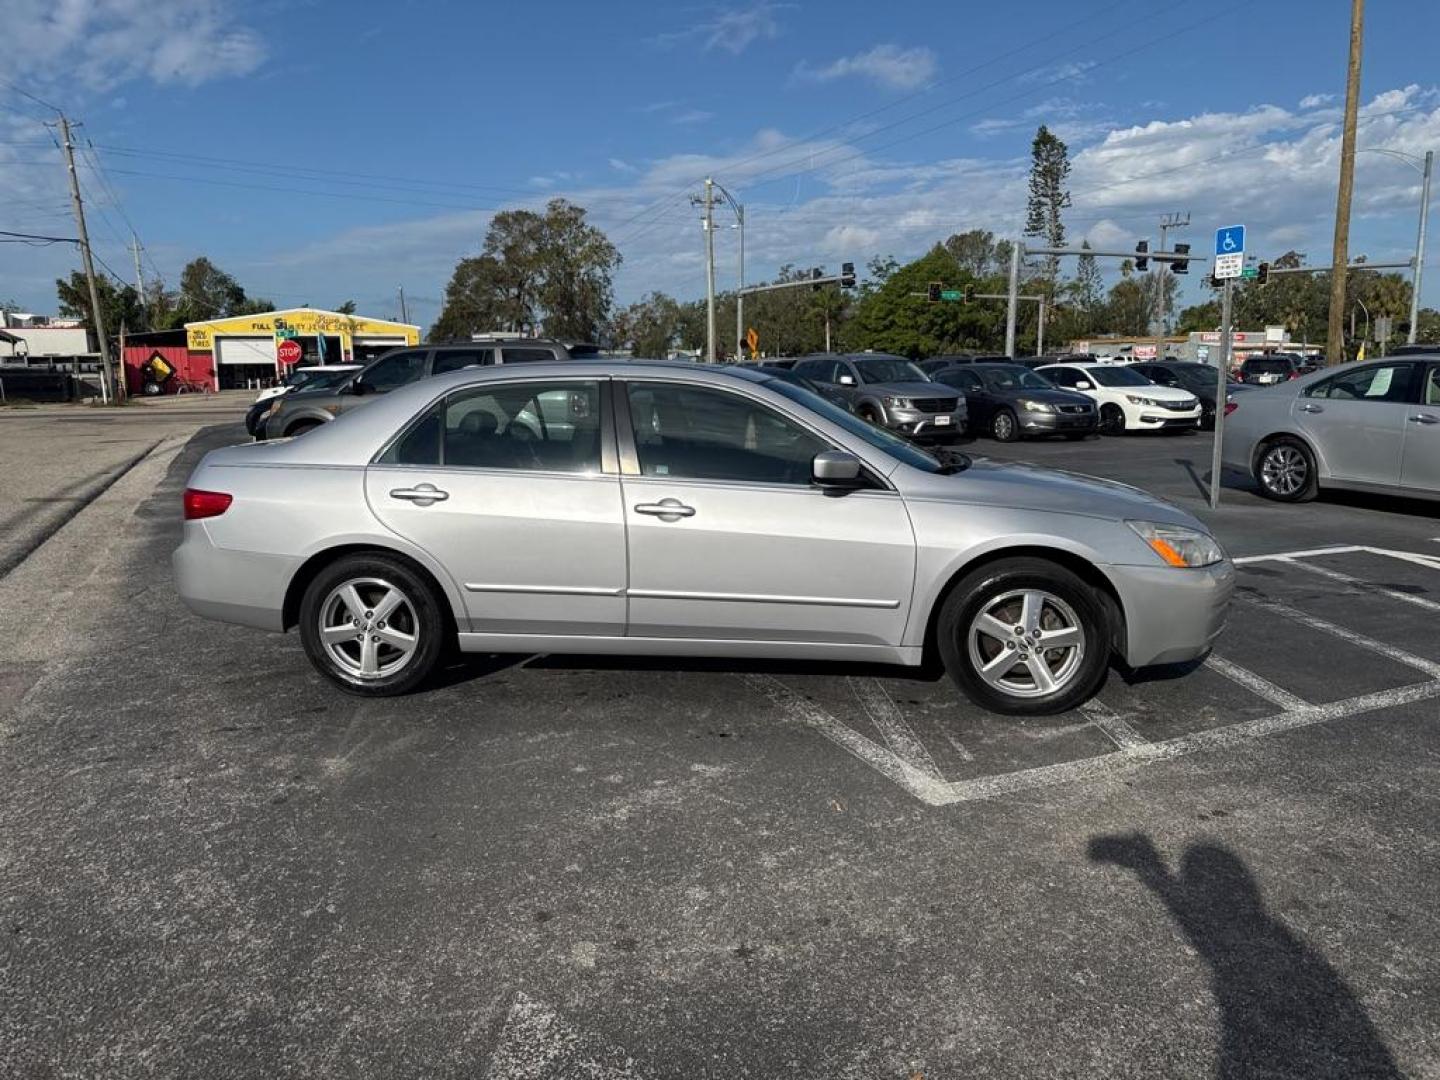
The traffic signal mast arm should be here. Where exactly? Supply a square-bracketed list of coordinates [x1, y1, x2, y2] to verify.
[738, 269, 854, 297]
[1020, 244, 1203, 264]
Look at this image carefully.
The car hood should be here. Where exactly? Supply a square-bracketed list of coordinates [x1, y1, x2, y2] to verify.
[865, 380, 958, 398]
[902, 457, 1205, 530]
[1098, 382, 1196, 402]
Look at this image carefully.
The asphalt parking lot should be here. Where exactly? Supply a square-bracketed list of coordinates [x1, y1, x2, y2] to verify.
[2, 413, 1438, 1078]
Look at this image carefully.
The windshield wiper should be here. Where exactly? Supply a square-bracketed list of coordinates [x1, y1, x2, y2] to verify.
[932, 447, 972, 474]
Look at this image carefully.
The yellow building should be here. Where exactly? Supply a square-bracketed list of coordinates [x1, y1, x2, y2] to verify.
[185, 308, 421, 389]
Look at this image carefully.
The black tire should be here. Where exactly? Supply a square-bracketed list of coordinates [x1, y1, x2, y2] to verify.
[141, 381, 162, 397]
[1098, 403, 1126, 435]
[991, 408, 1020, 442]
[1255, 436, 1318, 503]
[936, 557, 1111, 716]
[299, 553, 447, 696]
[1063, 432, 1089, 441]
[856, 405, 881, 426]
[285, 419, 323, 438]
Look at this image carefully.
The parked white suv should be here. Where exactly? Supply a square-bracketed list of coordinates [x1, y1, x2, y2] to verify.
[1038, 363, 1202, 435]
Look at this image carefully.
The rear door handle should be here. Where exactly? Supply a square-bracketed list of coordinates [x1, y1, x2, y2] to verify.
[634, 498, 695, 521]
[1411, 414, 1440, 425]
[389, 483, 449, 506]
[1298, 403, 1324, 414]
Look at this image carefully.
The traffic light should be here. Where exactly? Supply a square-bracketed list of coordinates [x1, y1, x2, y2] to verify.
[840, 262, 856, 288]
[810, 267, 825, 292]
[927, 281, 942, 303]
[963, 283, 976, 303]
[1134, 240, 1149, 272]
[1172, 242, 1190, 274]
[1256, 261, 1270, 286]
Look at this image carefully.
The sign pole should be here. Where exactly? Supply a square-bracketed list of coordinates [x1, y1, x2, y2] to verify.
[1209, 277, 1234, 510]
[1004, 241, 1021, 358]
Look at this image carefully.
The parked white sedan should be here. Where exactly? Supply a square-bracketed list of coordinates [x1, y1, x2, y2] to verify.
[1038, 363, 1203, 434]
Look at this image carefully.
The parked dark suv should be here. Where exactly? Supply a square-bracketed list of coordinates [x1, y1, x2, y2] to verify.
[1237, 353, 1318, 386]
[791, 353, 966, 441]
[259, 339, 574, 439]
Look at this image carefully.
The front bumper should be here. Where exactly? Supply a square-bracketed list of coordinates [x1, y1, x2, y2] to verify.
[1019, 409, 1097, 433]
[1136, 408, 1202, 429]
[885, 408, 966, 439]
[1108, 558, 1235, 668]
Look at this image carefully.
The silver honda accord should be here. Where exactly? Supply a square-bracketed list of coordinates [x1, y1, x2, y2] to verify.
[174, 361, 1233, 715]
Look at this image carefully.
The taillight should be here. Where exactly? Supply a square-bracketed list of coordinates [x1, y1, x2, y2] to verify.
[1224, 401, 1238, 417]
[184, 488, 233, 520]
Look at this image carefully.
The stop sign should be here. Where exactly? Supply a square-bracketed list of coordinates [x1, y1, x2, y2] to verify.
[276, 339, 304, 366]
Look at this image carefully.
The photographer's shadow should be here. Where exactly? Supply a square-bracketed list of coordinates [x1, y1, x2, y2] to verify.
[1089, 834, 1404, 1079]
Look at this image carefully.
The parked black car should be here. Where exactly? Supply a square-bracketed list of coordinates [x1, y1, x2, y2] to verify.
[930, 362, 1097, 442]
[1129, 360, 1239, 430]
[918, 354, 1010, 374]
[1236, 353, 1318, 385]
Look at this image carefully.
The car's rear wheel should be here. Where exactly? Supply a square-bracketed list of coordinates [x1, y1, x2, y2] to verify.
[991, 408, 1020, 442]
[1255, 436, 1318, 502]
[299, 554, 445, 696]
[856, 404, 881, 426]
[937, 557, 1110, 716]
[1098, 404, 1126, 435]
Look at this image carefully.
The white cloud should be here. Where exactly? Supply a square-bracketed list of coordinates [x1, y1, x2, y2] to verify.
[3, 0, 264, 92]
[1299, 93, 1336, 109]
[669, 109, 715, 126]
[650, 3, 789, 55]
[1021, 60, 1096, 85]
[609, 158, 637, 174]
[794, 44, 938, 91]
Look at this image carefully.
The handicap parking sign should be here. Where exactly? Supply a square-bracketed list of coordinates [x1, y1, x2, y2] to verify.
[1215, 225, 1245, 256]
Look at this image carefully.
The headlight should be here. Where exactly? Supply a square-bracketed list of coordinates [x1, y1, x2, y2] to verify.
[1125, 394, 1159, 406]
[882, 396, 912, 408]
[1127, 520, 1226, 568]
[1017, 398, 1056, 413]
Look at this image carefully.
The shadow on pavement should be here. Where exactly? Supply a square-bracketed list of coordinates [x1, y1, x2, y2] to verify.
[1088, 833, 1403, 1079]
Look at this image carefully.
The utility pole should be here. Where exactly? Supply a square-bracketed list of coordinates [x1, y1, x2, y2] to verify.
[130, 234, 145, 301]
[398, 285, 409, 325]
[1409, 150, 1432, 344]
[1327, 0, 1365, 365]
[1156, 212, 1189, 359]
[1005, 240, 1021, 358]
[702, 178, 717, 361]
[1209, 278, 1234, 510]
[734, 203, 746, 359]
[60, 114, 112, 404]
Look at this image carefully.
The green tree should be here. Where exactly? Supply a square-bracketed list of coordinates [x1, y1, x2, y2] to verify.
[846, 245, 1004, 357]
[1176, 299, 1221, 334]
[431, 199, 620, 341]
[610, 292, 682, 358]
[55, 272, 147, 336]
[944, 229, 1007, 277]
[1103, 277, 1151, 335]
[334, 300, 357, 315]
[1024, 125, 1072, 283]
[1415, 307, 1440, 343]
[1066, 240, 1103, 333]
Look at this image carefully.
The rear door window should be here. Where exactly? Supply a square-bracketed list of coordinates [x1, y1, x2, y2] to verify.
[360, 350, 429, 393]
[432, 348, 493, 374]
[1305, 363, 1415, 403]
[502, 346, 562, 364]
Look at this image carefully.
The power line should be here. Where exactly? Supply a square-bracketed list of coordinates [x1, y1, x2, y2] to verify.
[0, 78, 62, 118]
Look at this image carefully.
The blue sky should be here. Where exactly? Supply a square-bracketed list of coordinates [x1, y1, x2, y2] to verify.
[3, 0, 1440, 333]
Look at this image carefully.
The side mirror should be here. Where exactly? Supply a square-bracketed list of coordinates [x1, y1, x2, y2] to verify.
[813, 450, 864, 491]
[346, 378, 366, 396]
[1075, 380, 1092, 390]
[837, 374, 856, 387]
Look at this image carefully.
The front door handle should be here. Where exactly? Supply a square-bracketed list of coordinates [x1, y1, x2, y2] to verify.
[389, 483, 449, 506]
[634, 498, 695, 522]
[1410, 414, 1439, 425]
[1298, 403, 1324, 414]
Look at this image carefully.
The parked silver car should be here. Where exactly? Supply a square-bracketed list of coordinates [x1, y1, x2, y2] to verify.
[1222, 356, 1440, 502]
[791, 354, 966, 441]
[175, 362, 1233, 715]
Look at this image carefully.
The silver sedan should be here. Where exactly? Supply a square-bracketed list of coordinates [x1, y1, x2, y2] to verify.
[174, 362, 1233, 715]
[1222, 355, 1440, 502]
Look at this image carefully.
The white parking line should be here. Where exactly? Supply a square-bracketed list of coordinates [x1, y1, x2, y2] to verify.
[1078, 699, 1150, 750]
[1233, 545, 1364, 565]
[847, 676, 944, 781]
[1239, 593, 1440, 679]
[1204, 655, 1311, 711]
[1276, 557, 1440, 614]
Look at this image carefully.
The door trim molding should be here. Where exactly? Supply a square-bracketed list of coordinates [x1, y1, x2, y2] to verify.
[626, 587, 900, 609]
[464, 583, 624, 597]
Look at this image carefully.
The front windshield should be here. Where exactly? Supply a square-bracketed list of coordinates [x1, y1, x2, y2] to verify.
[979, 366, 1053, 392]
[855, 357, 926, 384]
[293, 369, 356, 393]
[765, 378, 942, 473]
[1086, 365, 1152, 387]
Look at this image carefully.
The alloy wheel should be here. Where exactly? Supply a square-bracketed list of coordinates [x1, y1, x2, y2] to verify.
[966, 589, 1086, 699]
[317, 577, 420, 680]
[993, 412, 1015, 440]
[1261, 445, 1308, 496]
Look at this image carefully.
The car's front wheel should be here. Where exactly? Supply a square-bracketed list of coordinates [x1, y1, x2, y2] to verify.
[299, 554, 446, 695]
[1098, 403, 1126, 435]
[937, 557, 1111, 716]
[991, 408, 1020, 442]
[1255, 436, 1318, 502]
